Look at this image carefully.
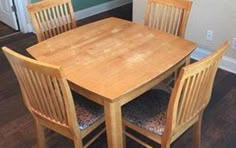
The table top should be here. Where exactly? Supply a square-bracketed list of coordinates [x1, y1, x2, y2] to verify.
[27, 17, 196, 103]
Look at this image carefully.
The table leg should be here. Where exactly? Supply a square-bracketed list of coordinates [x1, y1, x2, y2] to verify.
[104, 101, 123, 148]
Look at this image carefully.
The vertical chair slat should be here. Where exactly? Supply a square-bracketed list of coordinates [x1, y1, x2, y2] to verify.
[197, 67, 211, 110]
[201, 64, 216, 103]
[63, 3, 71, 30]
[165, 6, 171, 33]
[170, 7, 176, 34]
[39, 10, 48, 39]
[151, 4, 155, 28]
[45, 75, 65, 123]
[55, 5, 64, 33]
[32, 70, 53, 117]
[198, 68, 211, 110]
[24, 69, 45, 114]
[159, 4, 165, 30]
[47, 8, 57, 36]
[40, 10, 50, 39]
[59, 4, 67, 32]
[150, 4, 156, 28]
[165, 5, 170, 31]
[185, 74, 199, 120]
[58, 79, 70, 124]
[192, 70, 206, 115]
[175, 8, 183, 36]
[195, 67, 211, 111]
[163, 5, 169, 32]
[153, 4, 157, 28]
[171, 7, 178, 34]
[51, 6, 60, 35]
[179, 75, 194, 124]
[62, 4, 69, 31]
[181, 75, 197, 123]
[154, 5, 160, 28]
[161, 5, 167, 31]
[43, 9, 54, 38]
[173, 8, 180, 35]
[35, 13, 44, 39]
[166, 5, 171, 31]
[176, 78, 190, 125]
[189, 72, 204, 116]
[144, 0, 151, 26]
[167, 7, 174, 34]
[52, 77, 68, 124]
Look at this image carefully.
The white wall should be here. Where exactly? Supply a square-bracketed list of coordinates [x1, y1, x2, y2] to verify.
[185, 0, 236, 59]
[132, 0, 236, 73]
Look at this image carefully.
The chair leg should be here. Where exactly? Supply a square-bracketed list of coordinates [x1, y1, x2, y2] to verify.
[73, 133, 83, 148]
[161, 141, 170, 148]
[74, 139, 83, 148]
[35, 121, 46, 148]
[193, 115, 203, 148]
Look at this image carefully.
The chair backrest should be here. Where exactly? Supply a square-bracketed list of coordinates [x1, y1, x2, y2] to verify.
[165, 41, 230, 137]
[144, 0, 192, 37]
[2, 47, 78, 130]
[28, 0, 76, 42]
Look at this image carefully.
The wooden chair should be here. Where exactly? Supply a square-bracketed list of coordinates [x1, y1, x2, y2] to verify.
[145, 0, 193, 89]
[145, 0, 192, 38]
[28, 0, 76, 42]
[122, 41, 230, 148]
[2, 47, 105, 148]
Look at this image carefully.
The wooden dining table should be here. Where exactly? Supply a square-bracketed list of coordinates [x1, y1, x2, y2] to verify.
[27, 17, 197, 148]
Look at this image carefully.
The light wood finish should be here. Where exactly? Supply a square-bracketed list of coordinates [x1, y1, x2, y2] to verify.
[28, 0, 76, 42]
[145, 0, 193, 89]
[145, 0, 192, 38]
[2, 47, 105, 148]
[104, 101, 123, 147]
[123, 41, 230, 148]
[27, 17, 197, 148]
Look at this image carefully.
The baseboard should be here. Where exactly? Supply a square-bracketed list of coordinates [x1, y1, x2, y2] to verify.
[191, 48, 236, 74]
[74, 0, 132, 20]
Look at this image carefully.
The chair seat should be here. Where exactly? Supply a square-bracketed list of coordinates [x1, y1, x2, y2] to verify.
[73, 93, 104, 131]
[122, 89, 170, 136]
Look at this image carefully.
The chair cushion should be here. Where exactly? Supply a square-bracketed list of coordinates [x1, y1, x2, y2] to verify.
[122, 89, 170, 136]
[73, 92, 104, 131]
